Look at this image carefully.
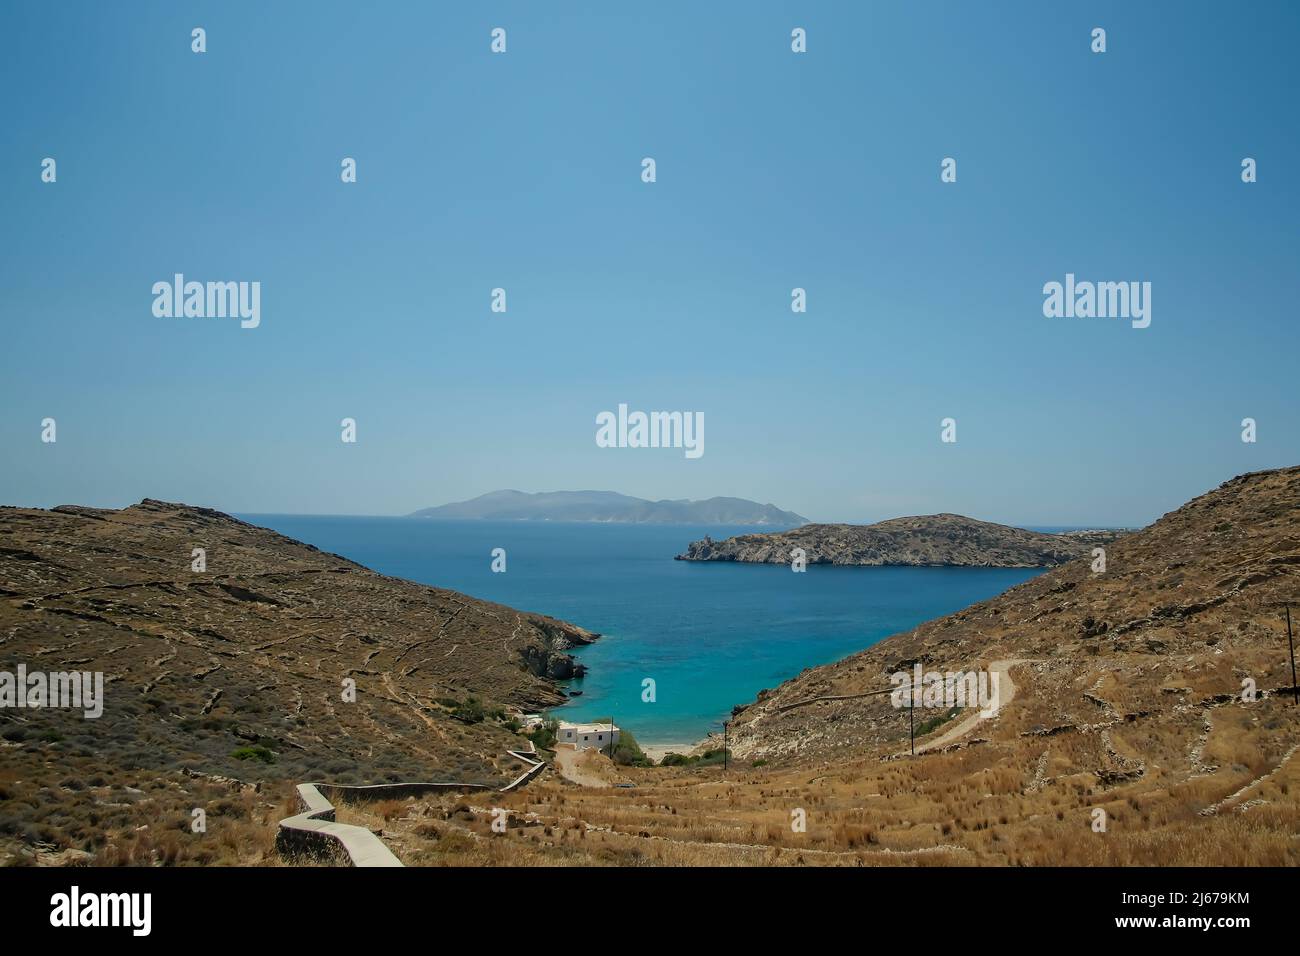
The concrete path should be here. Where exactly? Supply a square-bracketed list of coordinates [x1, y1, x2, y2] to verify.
[278, 744, 547, 865]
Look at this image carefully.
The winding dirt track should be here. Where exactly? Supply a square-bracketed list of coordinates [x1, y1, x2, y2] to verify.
[913, 658, 1024, 754]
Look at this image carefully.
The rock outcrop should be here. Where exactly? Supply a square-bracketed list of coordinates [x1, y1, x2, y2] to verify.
[677, 513, 1125, 568]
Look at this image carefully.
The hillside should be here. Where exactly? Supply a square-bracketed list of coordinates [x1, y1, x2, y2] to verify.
[724, 467, 1298, 763]
[364, 468, 1300, 867]
[0, 499, 596, 864]
[410, 490, 807, 526]
[677, 513, 1123, 567]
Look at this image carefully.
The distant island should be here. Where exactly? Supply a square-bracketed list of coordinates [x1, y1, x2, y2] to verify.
[676, 513, 1127, 568]
[409, 490, 809, 526]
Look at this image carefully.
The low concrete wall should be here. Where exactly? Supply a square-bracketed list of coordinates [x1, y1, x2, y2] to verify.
[316, 781, 493, 802]
[276, 783, 403, 867]
[501, 748, 546, 792]
[277, 745, 546, 867]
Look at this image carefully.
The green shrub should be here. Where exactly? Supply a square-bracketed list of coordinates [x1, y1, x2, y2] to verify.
[611, 728, 651, 767]
[695, 748, 728, 767]
[526, 718, 559, 750]
[658, 748, 730, 768]
[230, 745, 275, 764]
[914, 705, 961, 737]
[450, 697, 486, 724]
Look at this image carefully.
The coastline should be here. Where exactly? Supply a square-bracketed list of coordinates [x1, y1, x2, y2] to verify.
[639, 741, 708, 762]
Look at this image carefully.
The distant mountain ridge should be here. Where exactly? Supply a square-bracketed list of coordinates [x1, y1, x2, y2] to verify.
[409, 490, 808, 526]
[677, 513, 1126, 567]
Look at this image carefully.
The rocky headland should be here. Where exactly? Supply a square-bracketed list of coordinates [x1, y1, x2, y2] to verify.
[677, 513, 1127, 568]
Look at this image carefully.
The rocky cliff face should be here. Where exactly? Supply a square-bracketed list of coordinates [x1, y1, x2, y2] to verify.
[677, 513, 1124, 567]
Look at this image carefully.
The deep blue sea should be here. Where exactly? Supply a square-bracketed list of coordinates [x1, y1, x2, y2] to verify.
[240, 516, 1045, 745]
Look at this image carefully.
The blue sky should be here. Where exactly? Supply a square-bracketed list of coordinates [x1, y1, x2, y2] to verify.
[2, 1, 1296, 526]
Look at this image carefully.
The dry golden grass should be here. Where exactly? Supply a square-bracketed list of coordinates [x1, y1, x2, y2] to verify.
[355, 684, 1300, 867]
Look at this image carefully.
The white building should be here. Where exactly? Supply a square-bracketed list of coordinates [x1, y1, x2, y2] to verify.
[557, 721, 620, 751]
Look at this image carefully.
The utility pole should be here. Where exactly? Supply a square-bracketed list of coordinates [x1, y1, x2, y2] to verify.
[723, 720, 729, 772]
[909, 682, 915, 756]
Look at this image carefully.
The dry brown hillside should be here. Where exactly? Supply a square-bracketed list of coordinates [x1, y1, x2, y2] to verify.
[728, 467, 1299, 762]
[0, 500, 595, 865]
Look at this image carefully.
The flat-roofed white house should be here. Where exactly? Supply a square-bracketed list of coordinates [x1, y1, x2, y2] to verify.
[557, 721, 620, 751]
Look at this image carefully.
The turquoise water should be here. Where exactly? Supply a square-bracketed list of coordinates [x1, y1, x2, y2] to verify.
[241, 516, 1043, 745]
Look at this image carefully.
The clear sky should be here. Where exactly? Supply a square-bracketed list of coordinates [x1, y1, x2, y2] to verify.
[2, 1, 1297, 527]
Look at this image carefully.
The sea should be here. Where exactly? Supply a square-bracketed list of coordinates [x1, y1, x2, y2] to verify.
[240, 516, 1049, 747]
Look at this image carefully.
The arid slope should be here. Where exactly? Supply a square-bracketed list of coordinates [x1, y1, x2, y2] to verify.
[727, 468, 1299, 761]
[0, 500, 596, 864]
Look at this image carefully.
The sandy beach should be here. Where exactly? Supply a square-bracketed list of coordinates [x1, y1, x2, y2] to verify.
[640, 742, 704, 763]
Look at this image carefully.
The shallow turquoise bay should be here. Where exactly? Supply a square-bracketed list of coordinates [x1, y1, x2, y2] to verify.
[242, 516, 1044, 745]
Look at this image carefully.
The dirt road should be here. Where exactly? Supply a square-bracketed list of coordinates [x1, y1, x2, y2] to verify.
[913, 658, 1024, 754]
[553, 745, 614, 787]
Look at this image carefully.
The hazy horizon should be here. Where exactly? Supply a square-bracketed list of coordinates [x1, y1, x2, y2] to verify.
[9, 477, 1189, 530]
[3, 2, 1297, 529]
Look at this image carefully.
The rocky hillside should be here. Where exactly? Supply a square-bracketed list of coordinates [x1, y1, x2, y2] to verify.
[0, 500, 597, 863]
[677, 513, 1123, 567]
[728, 467, 1300, 764]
